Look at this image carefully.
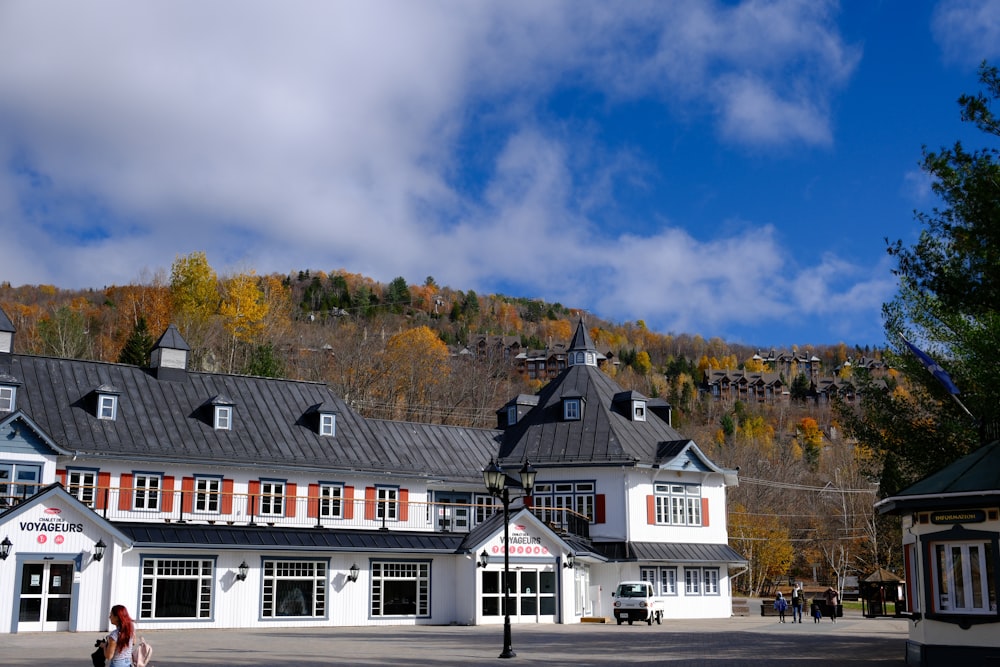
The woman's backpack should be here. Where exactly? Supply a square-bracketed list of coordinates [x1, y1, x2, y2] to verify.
[132, 636, 153, 667]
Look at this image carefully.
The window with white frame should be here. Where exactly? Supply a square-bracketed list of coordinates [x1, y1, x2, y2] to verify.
[319, 413, 335, 437]
[639, 566, 677, 596]
[214, 405, 232, 430]
[633, 401, 646, 421]
[377, 487, 398, 520]
[194, 476, 221, 513]
[533, 481, 595, 526]
[319, 483, 343, 519]
[684, 568, 701, 595]
[140, 558, 214, 619]
[133, 473, 161, 511]
[931, 540, 997, 614]
[67, 469, 97, 508]
[654, 483, 702, 526]
[98, 394, 117, 420]
[703, 568, 720, 595]
[0, 385, 15, 412]
[371, 561, 430, 617]
[262, 559, 327, 618]
[474, 493, 499, 524]
[0, 462, 41, 501]
[563, 398, 581, 421]
[260, 480, 285, 516]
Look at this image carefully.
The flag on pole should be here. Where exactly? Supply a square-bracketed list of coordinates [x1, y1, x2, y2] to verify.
[899, 334, 961, 395]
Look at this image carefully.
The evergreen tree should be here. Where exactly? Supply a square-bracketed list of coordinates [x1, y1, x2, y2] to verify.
[118, 317, 154, 366]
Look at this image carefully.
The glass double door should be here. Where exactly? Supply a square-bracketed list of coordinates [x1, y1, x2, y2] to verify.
[481, 567, 557, 623]
[18, 561, 74, 631]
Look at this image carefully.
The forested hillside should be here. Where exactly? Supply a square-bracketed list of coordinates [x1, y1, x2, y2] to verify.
[0, 251, 891, 594]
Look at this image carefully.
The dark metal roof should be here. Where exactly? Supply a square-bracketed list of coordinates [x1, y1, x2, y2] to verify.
[8, 352, 494, 482]
[154, 324, 190, 351]
[568, 318, 596, 352]
[0, 307, 14, 333]
[497, 363, 687, 466]
[367, 419, 501, 483]
[593, 541, 747, 564]
[117, 522, 467, 553]
[877, 439, 1000, 514]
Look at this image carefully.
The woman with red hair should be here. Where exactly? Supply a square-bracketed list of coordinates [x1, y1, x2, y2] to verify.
[99, 604, 135, 667]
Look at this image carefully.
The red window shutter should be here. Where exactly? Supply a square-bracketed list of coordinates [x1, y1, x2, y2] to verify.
[364, 486, 376, 521]
[398, 489, 408, 521]
[181, 477, 194, 514]
[344, 486, 355, 520]
[646, 495, 656, 525]
[161, 476, 175, 513]
[221, 479, 234, 514]
[95, 472, 111, 510]
[307, 483, 320, 519]
[594, 494, 606, 524]
[56, 469, 66, 486]
[285, 482, 297, 517]
[701, 497, 710, 526]
[118, 473, 134, 511]
[249, 480, 261, 516]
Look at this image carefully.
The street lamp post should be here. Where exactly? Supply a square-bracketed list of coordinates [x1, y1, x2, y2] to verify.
[483, 458, 536, 660]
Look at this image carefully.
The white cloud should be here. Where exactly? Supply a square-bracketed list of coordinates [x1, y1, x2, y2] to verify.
[932, 0, 1000, 63]
[0, 1, 876, 342]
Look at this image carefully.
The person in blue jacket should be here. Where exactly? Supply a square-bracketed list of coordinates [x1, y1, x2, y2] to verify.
[773, 591, 788, 623]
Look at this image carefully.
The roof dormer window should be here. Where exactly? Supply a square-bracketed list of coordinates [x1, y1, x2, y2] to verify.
[633, 401, 646, 422]
[92, 384, 121, 421]
[214, 405, 232, 430]
[563, 398, 582, 421]
[319, 412, 336, 437]
[0, 385, 14, 413]
[506, 405, 517, 426]
[98, 394, 118, 420]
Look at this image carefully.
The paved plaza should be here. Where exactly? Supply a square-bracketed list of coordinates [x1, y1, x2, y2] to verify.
[4, 608, 908, 666]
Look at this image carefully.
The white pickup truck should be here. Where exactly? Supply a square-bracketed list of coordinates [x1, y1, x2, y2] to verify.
[611, 580, 665, 625]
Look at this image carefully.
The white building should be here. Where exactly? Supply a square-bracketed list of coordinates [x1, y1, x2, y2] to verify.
[0, 309, 745, 633]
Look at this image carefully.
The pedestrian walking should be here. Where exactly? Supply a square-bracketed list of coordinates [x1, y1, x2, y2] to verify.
[791, 584, 804, 623]
[774, 591, 788, 623]
[824, 587, 840, 623]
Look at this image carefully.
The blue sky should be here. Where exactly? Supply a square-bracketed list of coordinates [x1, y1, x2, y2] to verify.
[1, 1, 998, 349]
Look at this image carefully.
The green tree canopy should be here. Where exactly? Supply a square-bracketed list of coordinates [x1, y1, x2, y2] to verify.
[840, 62, 1000, 493]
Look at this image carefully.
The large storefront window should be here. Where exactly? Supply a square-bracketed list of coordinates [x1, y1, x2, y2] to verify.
[931, 541, 997, 614]
[481, 569, 556, 617]
[262, 560, 327, 618]
[372, 561, 429, 617]
[140, 558, 214, 619]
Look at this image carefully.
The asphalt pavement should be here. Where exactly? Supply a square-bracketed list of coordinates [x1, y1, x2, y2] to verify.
[5, 605, 908, 666]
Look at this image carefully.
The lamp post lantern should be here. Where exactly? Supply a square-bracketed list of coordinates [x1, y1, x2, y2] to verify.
[483, 458, 536, 659]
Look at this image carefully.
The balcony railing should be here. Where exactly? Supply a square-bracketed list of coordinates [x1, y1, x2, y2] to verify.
[1, 485, 591, 540]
